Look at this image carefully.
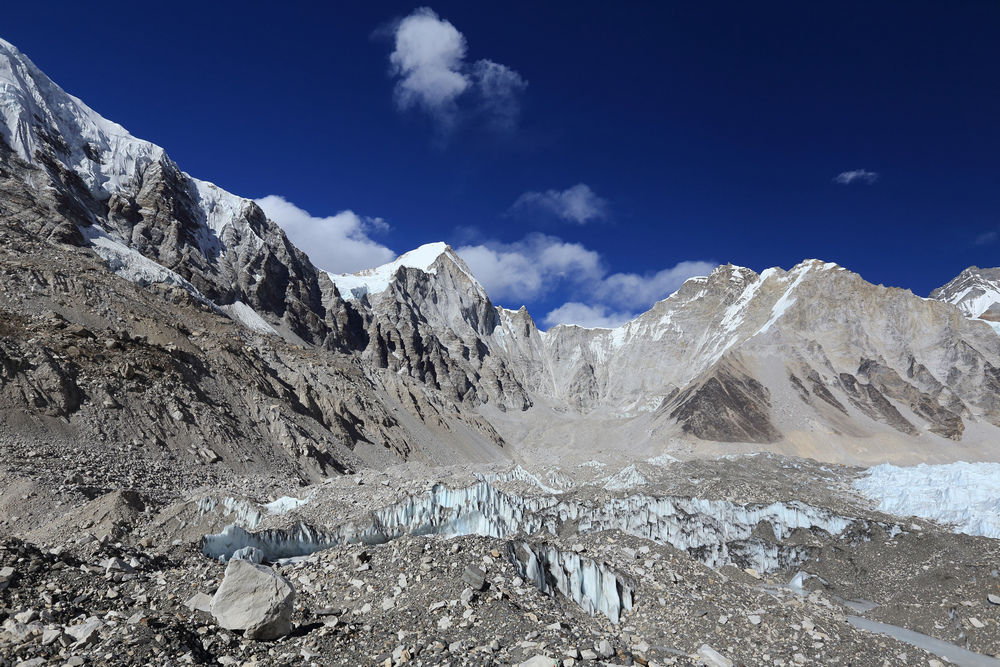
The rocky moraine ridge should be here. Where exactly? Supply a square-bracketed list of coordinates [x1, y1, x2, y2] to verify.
[1, 36, 1000, 666]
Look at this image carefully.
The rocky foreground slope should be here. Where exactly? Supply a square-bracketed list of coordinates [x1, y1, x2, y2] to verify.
[3, 453, 1000, 667]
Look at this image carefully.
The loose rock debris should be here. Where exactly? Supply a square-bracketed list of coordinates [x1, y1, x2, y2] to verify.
[1, 456, 999, 666]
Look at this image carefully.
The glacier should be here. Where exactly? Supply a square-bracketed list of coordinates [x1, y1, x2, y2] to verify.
[853, 461, 1000, 538]
[199, 480, 892, 623]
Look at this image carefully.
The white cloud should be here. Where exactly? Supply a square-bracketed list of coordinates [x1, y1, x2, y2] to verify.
[388, 8, 526, 133]
[456, 233, 714, 329]
[833, 169, 880, 185]
[594, 261, 718, 310]
[472, 59, 527, 131]
[542, 303, 635, 329]
[511, 183, 609, 224]
[456, 234, 602, 301]
[389, 8, 469, 129]
[976, 231, 998, 245]
[255, 195, 395, 274]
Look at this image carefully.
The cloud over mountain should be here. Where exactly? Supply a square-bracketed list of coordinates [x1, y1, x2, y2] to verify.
[510, 183, 609, 224]
[388, 7, 526, 133]
[456, 233, 714, 328]
[255, 196, 395, 275]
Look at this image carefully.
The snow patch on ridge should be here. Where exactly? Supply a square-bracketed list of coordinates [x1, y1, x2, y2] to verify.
[220, 302, 278, 335]
[79, 224, 221, 315]
[853, 462, 1000, 538]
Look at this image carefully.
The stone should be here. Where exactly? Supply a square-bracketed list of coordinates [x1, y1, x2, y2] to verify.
[210, 559, 295, 640]
[697, 644, 734, 667]
[747, 614, 761, 625]
[40, 628, 64, 646]
[988, 594, 1000, 605]
[65, 616, 103, 645]
[597, 639, 614, 658]
[461, 565, 486, 590]
[969, 617, 985, 628]
[580, 649, 598, 660]
[186, 592, 214, 613]
[519, 657, 559, 667]
[13, 609, 37, 624]
[14, 658, 47, 667]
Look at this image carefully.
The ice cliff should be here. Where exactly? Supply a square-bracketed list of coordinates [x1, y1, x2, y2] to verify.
[854, 461, 1000, 538]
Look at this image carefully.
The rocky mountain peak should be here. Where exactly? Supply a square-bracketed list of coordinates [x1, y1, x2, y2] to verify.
[931, 265, 1000, 323]
[329, 242, 486, 302]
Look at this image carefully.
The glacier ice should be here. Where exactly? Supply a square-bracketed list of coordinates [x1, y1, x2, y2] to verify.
[200, 480, 884, 623]
[475, 465, 567, 494]
[510, 541, 634, 624]
[602, 464, 647, 491]
[203, 483, 863, 573]
[853, 462, 1000, 538]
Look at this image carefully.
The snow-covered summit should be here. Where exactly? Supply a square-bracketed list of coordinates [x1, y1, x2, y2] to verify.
[0, 37, 332, 343]
[931, 266, 1000, 323]
[0, 38, 162, 198]
[328, 242, 485, 300]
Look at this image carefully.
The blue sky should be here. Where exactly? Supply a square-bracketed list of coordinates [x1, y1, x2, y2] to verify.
[4, 2, 999, 327]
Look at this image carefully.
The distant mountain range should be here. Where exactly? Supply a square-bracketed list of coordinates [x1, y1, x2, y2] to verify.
[2, 36, 999, 474]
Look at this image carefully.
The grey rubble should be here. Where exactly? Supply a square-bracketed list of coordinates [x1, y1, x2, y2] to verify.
[1, 456, 999, 666]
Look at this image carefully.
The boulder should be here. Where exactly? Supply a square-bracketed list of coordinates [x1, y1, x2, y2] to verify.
[210, 559, 296, 640]
[697, 644, 734, 667]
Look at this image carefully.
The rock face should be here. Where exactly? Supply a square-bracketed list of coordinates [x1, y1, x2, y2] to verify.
[210, 559, 296, 640]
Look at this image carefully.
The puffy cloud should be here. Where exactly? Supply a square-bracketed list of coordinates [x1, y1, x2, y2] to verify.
[456, 233, 602, 301]
[388, 8, 526, 133]
[389, 8, 470, 129]
[255, 195, 395, 274]
[833, 169, 880, 185]
[541, 303, 635, 329]
[594, 261, 718, 311]
[456, 233, 714, 329]
[511, 183, 609, 224]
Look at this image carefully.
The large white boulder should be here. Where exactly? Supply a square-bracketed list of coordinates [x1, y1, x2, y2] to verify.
[210, 560, 295, 640]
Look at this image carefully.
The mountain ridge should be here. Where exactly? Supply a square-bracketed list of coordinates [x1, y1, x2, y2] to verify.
[2, 36, 1000, 473]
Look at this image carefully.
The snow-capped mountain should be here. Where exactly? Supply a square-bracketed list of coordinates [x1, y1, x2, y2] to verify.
[2, 36, 1000, 471]
[931, 266, 1000, 327]
[0, 38, 349, 348]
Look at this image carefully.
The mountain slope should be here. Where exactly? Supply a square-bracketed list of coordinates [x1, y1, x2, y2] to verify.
[0, 38, 353, 349]
[0, 38, 511, 478]
[2, 36, 999, 473]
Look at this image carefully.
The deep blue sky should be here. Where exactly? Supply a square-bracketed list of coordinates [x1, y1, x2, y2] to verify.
[4, 2, 999, 327]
